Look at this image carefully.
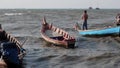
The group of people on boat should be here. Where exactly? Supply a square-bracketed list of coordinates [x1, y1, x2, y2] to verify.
[74, 10, 120, 30]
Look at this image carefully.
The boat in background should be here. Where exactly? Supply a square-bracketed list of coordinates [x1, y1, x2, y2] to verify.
[40, 17, 75, 48]
[78, 27, 120, 36]
[95, 7, 100, 10]
[89, 7, 93, 9]
[0, 24, 26, 68]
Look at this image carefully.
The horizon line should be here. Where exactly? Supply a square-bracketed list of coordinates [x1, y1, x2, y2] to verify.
[0, 7, 119, 9]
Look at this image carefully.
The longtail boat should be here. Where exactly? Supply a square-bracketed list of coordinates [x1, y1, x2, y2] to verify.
[40, 17, 75, 48]
[74, 23, 120, 36]
[0, 24, 26, 68]
[78, 27, 120, 36]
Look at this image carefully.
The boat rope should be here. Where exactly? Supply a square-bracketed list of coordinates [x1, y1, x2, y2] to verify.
[21, 37, 28, 46]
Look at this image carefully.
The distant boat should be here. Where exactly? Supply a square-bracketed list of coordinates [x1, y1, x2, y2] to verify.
[89, 7, 93, 9]
[95, 7, 100, 10]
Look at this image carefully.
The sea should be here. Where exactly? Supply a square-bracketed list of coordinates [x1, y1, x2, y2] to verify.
[0, 9, 120, 68]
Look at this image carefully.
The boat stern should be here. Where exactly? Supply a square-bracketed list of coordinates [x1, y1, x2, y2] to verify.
[67, 39, 76, 48]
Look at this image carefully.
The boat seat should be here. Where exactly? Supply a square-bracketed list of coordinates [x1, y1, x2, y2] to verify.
[50, 36, 64, 41]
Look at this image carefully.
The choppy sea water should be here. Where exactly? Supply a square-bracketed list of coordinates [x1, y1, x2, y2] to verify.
[0, 9, 120, 68]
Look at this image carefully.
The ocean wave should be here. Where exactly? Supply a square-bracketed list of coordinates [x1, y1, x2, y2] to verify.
[4, 13, 24, 16]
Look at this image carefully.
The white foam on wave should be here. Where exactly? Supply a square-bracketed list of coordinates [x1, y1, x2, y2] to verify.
[4, 13, 23, 16]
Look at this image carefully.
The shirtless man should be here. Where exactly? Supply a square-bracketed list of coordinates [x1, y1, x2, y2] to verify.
[81, 10, 88, 30]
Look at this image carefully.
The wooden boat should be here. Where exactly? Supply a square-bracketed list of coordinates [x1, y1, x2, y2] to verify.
[40, 17, 75, 48]
[78, 26, 120, 36]
[0, 24, 26, 68]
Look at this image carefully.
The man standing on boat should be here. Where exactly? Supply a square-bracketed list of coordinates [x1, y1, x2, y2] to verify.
[81, 10, 88, 30]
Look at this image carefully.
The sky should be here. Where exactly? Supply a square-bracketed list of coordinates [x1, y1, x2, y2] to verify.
[0, 0, 120, 9]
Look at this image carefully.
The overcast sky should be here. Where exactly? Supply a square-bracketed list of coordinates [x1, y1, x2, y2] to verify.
[0, 0, 120, 9]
